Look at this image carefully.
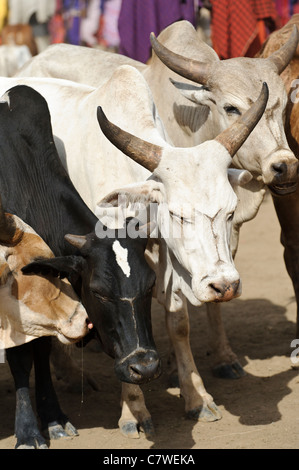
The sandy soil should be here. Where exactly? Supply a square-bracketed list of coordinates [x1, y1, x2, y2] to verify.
[0, 192, 298, 451]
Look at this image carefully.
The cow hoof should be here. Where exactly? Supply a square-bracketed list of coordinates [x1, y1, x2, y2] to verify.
[119, 421, 140, 439]
[140, 418, 155, 439]
[212, 360, 246, 379]
[48, 423, 69, 440]
[187, 401, 222, 422]
[46, 420, 79, 440]
[64, 420, 79, 436]
[17, 444, 47, 449]
[16, 436, 48, 449]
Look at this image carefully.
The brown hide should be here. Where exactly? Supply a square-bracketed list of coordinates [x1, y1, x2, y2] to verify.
[1, 24, 38, 56]
[256, 15, 299, 156]
[257, 16, 299, 336]
[0, 213, 89, 348]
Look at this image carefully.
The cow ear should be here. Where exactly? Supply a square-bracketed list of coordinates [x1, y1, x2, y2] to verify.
[21, 255, 85, 279]
[169, 78, 212, 106]
[227, 169, 253, 187]
[96, 180, 165, 209]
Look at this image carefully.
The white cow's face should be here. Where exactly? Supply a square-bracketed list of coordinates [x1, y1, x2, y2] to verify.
[97, 141, 248, 305]
[172, 58, 298, 195]
[154, 141, 241, 303]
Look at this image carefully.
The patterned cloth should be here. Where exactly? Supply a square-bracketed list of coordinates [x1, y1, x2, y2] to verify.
[101, 0, 121, 48]
[118, 0, 200, 63]
[48, 0, 65, 43]
[275, 0, 299, 26]
[210, 0, 277, 59]
[63, 0, 86, 45]
[80, 0, 101, 46]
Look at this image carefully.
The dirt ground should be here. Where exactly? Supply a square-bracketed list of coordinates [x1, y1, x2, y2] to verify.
[0, 191, 298, 451]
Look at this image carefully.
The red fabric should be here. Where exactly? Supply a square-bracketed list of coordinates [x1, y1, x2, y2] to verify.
[210, 0, 277, 59]
[48, 0, 66, 44]
[275, 0, 293, 26]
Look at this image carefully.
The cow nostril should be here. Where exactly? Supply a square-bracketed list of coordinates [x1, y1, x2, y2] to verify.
[129, 358, 160, 379]
[272, 162, 287, 176]
[209, 280, 240, 299]
[130, 364, 142, 377]
[209, 282, 223, 296]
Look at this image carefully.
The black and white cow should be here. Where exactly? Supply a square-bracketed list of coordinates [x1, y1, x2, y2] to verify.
[0, 85, 160, 447]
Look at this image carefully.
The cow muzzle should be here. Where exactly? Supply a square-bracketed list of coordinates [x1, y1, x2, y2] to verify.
[210, 280, 241, 302]
[193, 275, 241, 303]
[115, 349, 162, 384]
[58, 305, 93, 345]
[264, 152, 298, 195]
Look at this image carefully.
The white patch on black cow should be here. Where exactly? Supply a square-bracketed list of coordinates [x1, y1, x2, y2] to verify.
[0, 90, 10, 108]
[112, 240, 131, 277]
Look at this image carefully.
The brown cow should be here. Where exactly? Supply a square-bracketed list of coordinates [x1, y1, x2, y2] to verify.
[0, 198, 92, 448]
[257, 15, 299, 338]
[0, 213, 90, 348]
[1, 23, 38, 56]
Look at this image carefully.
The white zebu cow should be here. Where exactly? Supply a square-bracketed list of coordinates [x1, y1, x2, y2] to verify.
[0, 67, 267, 436]
[15, 21, 299, 382]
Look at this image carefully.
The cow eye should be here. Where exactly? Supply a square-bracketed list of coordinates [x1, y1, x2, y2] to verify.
[92, 291, 109, 302]
[169, 211, 190, 224]
[169, 210, 181, 220]
[147, 282, 155, 294]
[224, 105, 241, 116]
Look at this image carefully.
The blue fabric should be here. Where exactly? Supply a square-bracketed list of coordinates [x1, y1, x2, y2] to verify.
[118, 0, 198, 63]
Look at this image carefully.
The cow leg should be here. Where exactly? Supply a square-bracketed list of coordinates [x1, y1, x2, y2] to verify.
[33, 337, 78, 440]
[283, 242, 299, 338]
[166, 303, 245, 383]
[206, 303, 246, 379]
[275, 233, 299, 337]
[6, 342, 48, 449]
[272, 192, 299, 339]
[118, 383, 154, 439]
[166, 300, 221, 421]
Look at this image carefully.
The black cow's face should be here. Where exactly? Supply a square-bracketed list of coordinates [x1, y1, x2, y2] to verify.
[22, 227, 161, 385]
[79, 232, 160, 383]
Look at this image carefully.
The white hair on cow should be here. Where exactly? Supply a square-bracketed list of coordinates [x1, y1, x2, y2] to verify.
[112, 240, 131, 277]
[0, 90, 10, 107]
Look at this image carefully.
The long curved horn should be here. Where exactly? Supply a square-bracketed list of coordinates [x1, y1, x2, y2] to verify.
[266, 25, 299, 74]
[0, 196, 16, 243]
[215, 82, 269, 157]
[97, 107, 163, 172]
[150, 32, 212, 85]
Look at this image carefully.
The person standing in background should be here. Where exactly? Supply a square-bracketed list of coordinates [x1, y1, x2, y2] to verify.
[209, 0, 277, 59]
[118, 0, 202, 63]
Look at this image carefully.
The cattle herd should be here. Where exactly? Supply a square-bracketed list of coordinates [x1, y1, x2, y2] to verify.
[0, 16, 299, 449]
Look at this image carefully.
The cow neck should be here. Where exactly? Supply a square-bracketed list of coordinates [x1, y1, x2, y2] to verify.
[0, 141, 97, 258]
